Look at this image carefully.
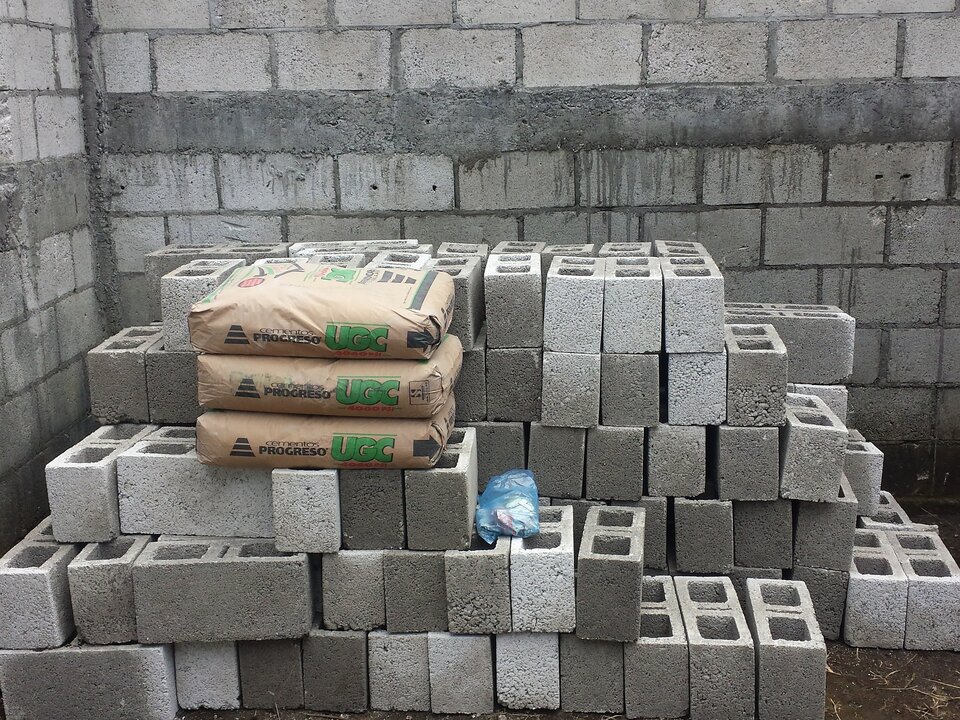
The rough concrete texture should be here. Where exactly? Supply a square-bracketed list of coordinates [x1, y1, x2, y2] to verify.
[444, 534, 511, 634]
[404, 428, 478, 550]
[733, 500, 794, 570]
[455, 325, 487, 422]
[0, 644, 178, 720]
[511, 505, 575, 632]
[611, 496, 668, 570]
[486, 347, 542, 421]
[237, 639, 303, 710]
[467, 421, 526, 489]
[543, 256, 604, 353]
[780, 393, 848, 502]
[661, 255, 725, 353]
[552, 498, 607, 561]
[86, 325, 162, 423]
[788, 565, 849, 641]
[541, 351, 601, 428]
[726, 323, 788, 427]
[45, 440, 124, 542]
[425, 256, 483, 349]
[437, 241, 489, 259]
[603, 256, 662, 354]
[600, 353, 660, 427]
[667, 350, 727, 425]
[788, 382, 849, 422]
[321, 550, 385, 631]
[585, 426, 644, 501]
[302, 628, 368, 712]
[428, 632, 494, 714]
[859, 491, 939, 533]
[272, 469, 340, 554]
[559, 634, 625, 713]
[159, 258, 245, 350]
[674, 499, 735, 574]
[145, 343, 201, 424]
[527, 422, 586, 499]
[729, 566, 784, 608]
[0, 539, 78, 650]
[744, 579, 827, 720]
[624, 575, 689, 719]
[794, 475, 858, 571]
[844, 529, 909, 649]
[495, 631, 560, 710]
[132, 539, 312, 643]
[174, 641, 241, 711]
[647, 424, 706, 497]
[368, 631, 430, 711]
[483, 253, 543, 349]
[337, 469, 405, 549]
[383, 550, 447, 632]
[844, 435, 884, 517]
[67, 535, 150, 645]
[717, 425, 781, 501]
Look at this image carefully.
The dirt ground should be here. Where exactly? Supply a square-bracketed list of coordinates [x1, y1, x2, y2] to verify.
[182, 501, 960, 720]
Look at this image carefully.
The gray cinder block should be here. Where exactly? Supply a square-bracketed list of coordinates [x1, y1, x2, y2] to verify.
[87, 326, 163, 423]
[541, 351, 601, 428]
[0, 644, 178, 720]
[425, 256, 483, 349]
[85, 423, 157, 445]
[491, 240, 547, 255]
[744, 579, 827, 720]
[728, 566, 784, 608]
[175, 641, 240, 711]
[404, 428, 478, 551]
[484, 253, 543, 348]
[586, 426, 644, 501]
[0, 540, 78, 650]
[794, 475, 858, 571]
[133, 539, 312, 643]
[859, 491, 939, 534]
[733, 500, 794, 569]
[384, 550, 447, 632]
[437, 241, 489, 259]
[667, 350, 727, 425]
[675, 576, 756, 720]
[368, 631, 430, 711]
[844, 435, 884, 517]
[788, 565, 849, 641]
[647, 424, 706, 498]
[444, 535, 511, 634]
[577, 506, 645, 641]
[144, 426, 195, 443]
[118, 440, 273, 537]
[559, 634, 625, 713]
[238, 639, 303, 710]
[456, 325, 487, 422]
[598, 242, 652, 257]
[486, 347, 542, 421]
[428, 632, 494, 714]
[612, 496, 668, 570]
[321, 550, 385, 631]
[600, 353, 660, 427]
[787, 382, 848, 422]
[302, 628, 368, 712]
[160, 258, 245, 350]
[625, 575, 689, 719]
[544, 256, 604, 353]
[369, 250, 433, 270]
[467, 420, 526, 490]
[511, 505, 575, 632]
[716, 425, 780, 501]
[661, 255, 724, 353]
[527, 422, 586, 499]
[780, 393, 847, 502]
[272, 469, 340, 554]
[654, 239, 712, 259]
[67, 535, 150, 645]
[541, 243, 597, 279]
[145, 342, 200, 424]
[725, 303, 856, 384]
[300, 251, 366, 267]
[726, 324, 788, 427]
[46, 441, 124, 543]
[338, 469, 405, 550]
[887, 531, 960, 651]
[602, 256, 663, 354]
[674, 499, 735, 574]
[145, 244, 233, 317]
[844, 529, 908, 648]
[552, 498, 607, 560]
[495, 632, 560, 710]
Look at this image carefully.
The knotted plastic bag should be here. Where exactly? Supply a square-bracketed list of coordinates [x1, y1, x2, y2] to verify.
[475, 469, 540, 544]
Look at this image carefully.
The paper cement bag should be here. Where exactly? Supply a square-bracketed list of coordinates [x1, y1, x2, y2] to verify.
[188, 263, 455, 360]
[196, 395, 456, 470]
[197, 334, 463, 418]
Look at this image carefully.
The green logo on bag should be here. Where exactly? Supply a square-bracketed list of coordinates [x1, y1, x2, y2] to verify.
[324, 324, 389, 352]
[335, 378, 401, 406]
[331, 434, 396, 463]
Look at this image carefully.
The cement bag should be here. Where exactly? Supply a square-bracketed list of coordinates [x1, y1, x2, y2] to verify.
[189, 263, 455, 359]
[197, 334, 463, 418]
[196, 395, 456, 470]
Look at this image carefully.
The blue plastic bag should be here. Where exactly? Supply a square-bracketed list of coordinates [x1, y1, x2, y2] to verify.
[475, 469, 540, 544]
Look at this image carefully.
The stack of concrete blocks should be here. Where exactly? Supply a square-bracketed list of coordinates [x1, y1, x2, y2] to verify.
[859, 490, 939, 533]
[844, 529, 909, 649]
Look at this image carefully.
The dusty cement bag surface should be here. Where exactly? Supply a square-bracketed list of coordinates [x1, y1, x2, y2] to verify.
[197, 334, 463, 417]
[196, 395, 456, 469]
[189, 263, 455, 359]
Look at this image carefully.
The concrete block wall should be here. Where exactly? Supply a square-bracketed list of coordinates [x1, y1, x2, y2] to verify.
[0, 0, 103, 553]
